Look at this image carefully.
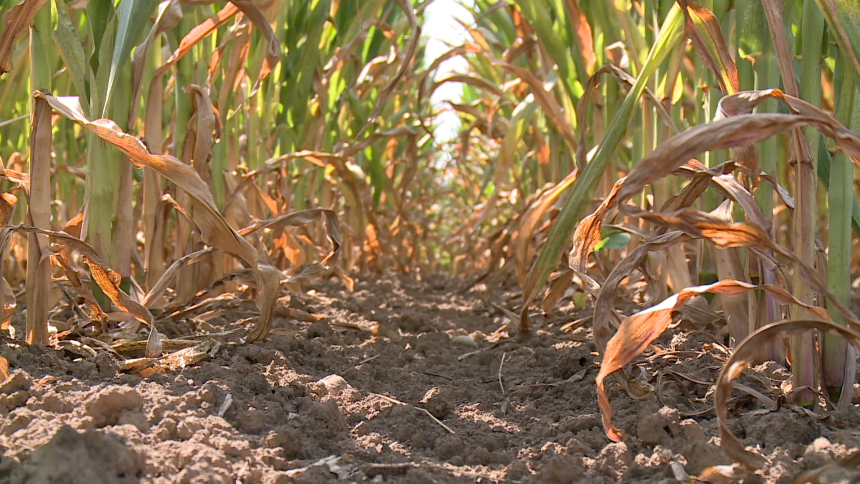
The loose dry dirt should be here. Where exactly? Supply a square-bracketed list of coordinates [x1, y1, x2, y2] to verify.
[2, 274, 860, 483]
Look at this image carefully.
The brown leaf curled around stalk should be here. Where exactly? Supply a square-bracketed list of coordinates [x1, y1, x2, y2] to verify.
[597, 280, 830, 443]
[1, 278, 15, 331]
[0, 192, 16, 226]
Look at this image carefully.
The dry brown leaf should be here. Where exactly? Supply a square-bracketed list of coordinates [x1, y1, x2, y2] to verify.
[0, 192, 16, 226]
[680, 0, 738, 95]
[154, 3, 239, 78]
[569, 177, 625, 272]
[617, 89, 860, 206]
[15, 225, 154, 328]
[623, 206, 860, 333]
[0, 0, 48, 75]
[597, 280, 829, 443]
[710, 201, 751, 342]
[1, 277, 14, 331]
[0, 167, 29, 194]
[716, 320, 860, 470]
[513, 170, 577, 284]
[564, 0, 595, 75]
[542, 269, 573, 313]
[54, 249, 106, 326]
[240, 208, 341, 267]
[36, 93, 281, 341]
[0, 355, 7, 382]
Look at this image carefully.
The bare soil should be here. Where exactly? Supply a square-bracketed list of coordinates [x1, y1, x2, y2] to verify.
[2, 274, 860, 483]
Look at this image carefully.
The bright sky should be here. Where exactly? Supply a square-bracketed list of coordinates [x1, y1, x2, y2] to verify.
[422, 0, 472, 142]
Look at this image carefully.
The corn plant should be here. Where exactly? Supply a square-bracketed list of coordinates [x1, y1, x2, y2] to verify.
[0, 0, 445, 358]
[3, 0, 860, 474]
[438, 0, 860, 472]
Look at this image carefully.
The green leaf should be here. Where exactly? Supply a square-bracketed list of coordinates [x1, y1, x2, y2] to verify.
[52, 0, 90, 113]
[519, 3, 685, 329]
[513, 0, 583, 101]
[594, 231, 631, 251]
[86, 0, 113, 74]
[815, 0, 860, 81]
[103, 0, 156, 116]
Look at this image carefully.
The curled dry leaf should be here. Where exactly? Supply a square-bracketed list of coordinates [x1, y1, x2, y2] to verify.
[1, 277, 14, 331]
[716, 320, 860, 470]
[513, 170, 577, 284]
[679, 0, 738, 96]
[623, 206, 860, 333]
[568, 177, 625, 272]
[597, 280, 829, 443]
[12, 225, 154, 328]
[0, 0, 48, 74]
[619, 89, 860, 207]
[0, 192, 16, 226]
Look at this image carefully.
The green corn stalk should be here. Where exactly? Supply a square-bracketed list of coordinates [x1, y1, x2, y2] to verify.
[520, 4, 684, 329]
[790, 0, 825, 407]
[823, 51, 857, 405]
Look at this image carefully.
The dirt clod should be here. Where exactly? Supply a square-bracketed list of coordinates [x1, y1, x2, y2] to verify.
[0, 370, 31, 395]
[533, 454, 586, 484]
[552, 344, 592, 380]
[84, 386, 143, 428]
[4, 425, 143, 484]
[420, 387, 453, 419]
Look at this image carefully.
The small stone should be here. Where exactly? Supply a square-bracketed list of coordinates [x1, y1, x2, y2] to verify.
[452, 335, 478, 348]
[637, 406, 682, 446]
[320, 374, 349, 394]
[594, 442, 632, 478]
[678, 419, 705, 442]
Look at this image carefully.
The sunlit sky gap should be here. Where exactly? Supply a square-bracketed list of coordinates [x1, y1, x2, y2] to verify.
[422, 0, 473, 143]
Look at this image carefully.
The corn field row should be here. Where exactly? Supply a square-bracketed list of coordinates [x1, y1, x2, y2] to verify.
[2, 0, 860, 475]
